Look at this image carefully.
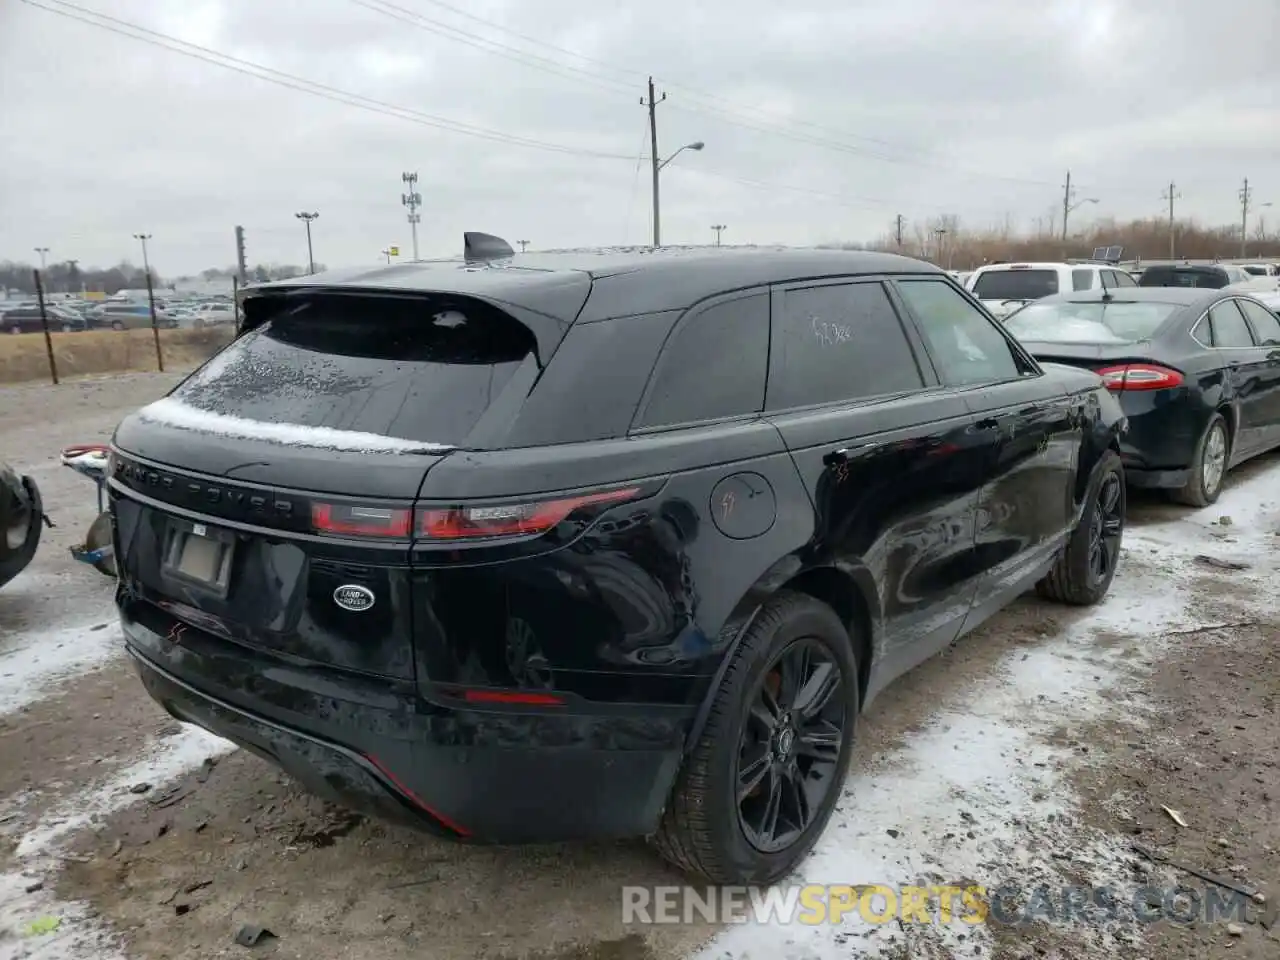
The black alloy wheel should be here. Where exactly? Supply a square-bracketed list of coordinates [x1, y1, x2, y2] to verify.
[1087, 471, 1123, 586]
[736, 638, 846, 853]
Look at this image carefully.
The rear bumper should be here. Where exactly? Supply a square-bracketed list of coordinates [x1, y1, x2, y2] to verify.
[122, 614, 685, 843]
[1115, 396, 1206, 488]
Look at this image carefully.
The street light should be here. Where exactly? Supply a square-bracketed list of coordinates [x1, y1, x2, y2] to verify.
[652, 141, 705, 248]
[295, 212, 319, 274]
[33, 247, 50, 270]
[132, 234, 152, 278]
[711, 224, 727, 246]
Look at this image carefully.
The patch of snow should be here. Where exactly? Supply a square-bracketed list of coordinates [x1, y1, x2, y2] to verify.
[134, 396, 453, 454]
[697, 469, 1280, 959]
[13, 725, 235, 859]
[0, 869, 125, 960]
[0, 620, 121, 717]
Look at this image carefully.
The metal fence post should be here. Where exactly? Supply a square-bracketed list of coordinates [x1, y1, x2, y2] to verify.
[33, 269, 58, 385]
[146, 268, 164, 372]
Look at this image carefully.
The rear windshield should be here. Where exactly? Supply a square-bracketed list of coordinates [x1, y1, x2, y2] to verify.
[1139, 266, 1227, 289]
[170, 293, 537, 446]
[1004, 300, 1180, 344]
[972, 269, 1059, 301]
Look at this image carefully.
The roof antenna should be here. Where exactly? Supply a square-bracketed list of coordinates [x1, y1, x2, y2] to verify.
[464, 232, 514, 263]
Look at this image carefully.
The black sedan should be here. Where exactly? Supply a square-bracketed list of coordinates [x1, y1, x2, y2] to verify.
[1, 462, 44, 589]
[2, 304, 87, 333]
[1004, 287, 1280, 506]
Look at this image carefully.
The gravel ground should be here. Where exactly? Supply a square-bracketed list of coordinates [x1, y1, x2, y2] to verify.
[1, 372, 1277, 960]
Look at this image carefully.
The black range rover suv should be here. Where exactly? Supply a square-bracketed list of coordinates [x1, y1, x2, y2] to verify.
[110, 237, 1127, 884]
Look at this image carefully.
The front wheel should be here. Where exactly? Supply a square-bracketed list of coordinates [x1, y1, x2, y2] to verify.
[651, 591, 858, 884]
[1171, 413, 1229, 507]
[1037, 450, 1125, 605]
[111, 321, 124, 331]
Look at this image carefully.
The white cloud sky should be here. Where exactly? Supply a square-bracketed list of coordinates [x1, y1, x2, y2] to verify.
[1, 0, 1278, 276]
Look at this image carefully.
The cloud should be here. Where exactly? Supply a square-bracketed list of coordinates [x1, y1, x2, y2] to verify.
[1, 0, 1277, 276]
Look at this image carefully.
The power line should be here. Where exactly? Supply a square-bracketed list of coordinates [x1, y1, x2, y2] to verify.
[375, 0, 1074, 190]
[18, 0, 636, 161]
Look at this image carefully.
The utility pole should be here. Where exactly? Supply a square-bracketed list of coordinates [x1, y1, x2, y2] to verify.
[295, 212, 318, 273]
[894, 214, 904, 248]
[1061, 171, 1073, 242]
[34, 247, 50, 271]
[642, 76, 667, 248]
[1161, 182, 1180, 261]
[932, 227, 947, 265]
[711, 224, 726, 246]
[401, 172, 421, 260]
[517, 240, 529, 253]
[234, 225, 248, 288]
[1239, 178, 1251, 258]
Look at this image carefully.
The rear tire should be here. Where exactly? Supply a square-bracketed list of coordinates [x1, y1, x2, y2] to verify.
[1170, 413, 1229, 507]
[1036, 450, 1124, 606]
[9, 325, 20, 335]
[651, 591, 858, 885]
[111, 321, 124, 331]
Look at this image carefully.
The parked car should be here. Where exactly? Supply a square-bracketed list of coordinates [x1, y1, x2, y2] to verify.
[1138, 263, 1255, 289]
[1240, 263, 1277, 277]
[96, 302, 175, 330]
[2, 303, 87, 333]
[110, 242, 1127, 884]
[1, 461, 43, 590]
[1004, 287, 1280, 506]
[192, 302, 236, 327]
[965, 261, 1136, 319]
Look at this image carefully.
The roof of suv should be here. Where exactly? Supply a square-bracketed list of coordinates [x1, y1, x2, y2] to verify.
[246, 247, 943, 320]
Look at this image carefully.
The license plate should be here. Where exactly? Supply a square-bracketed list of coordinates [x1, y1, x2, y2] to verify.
[161, 520, 234, 594]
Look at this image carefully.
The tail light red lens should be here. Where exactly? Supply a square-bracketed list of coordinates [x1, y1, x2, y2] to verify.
[1095, 363, 1184, 391]
[312, 502, 412, 538]
[418, 487, 641, 540]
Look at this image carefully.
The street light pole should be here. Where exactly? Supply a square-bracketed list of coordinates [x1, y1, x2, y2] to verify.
[711, 224, 726, 246]
[295, 212, 319, 273]
[401, 173, 421, 260]
[132, 233, 152, 278]
[34, 247, 50, 271]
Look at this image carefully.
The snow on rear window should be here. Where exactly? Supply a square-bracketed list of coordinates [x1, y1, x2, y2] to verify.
[160, 293, 538, 448]
[135, 396, 449, 454]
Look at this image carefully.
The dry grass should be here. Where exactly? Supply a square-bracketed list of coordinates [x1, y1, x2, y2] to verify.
[0, 326, 234, 385]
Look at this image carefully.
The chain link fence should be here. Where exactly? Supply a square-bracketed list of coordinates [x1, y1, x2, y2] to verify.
[0, 270, 238, 386]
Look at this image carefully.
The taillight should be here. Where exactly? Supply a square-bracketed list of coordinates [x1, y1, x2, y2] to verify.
[1096, 363, 1184, 391]
[312, 502, 412, 538]
[418, 487, 641, 540]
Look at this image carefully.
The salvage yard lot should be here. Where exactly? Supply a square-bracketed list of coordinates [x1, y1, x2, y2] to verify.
[1, 372, 1277, 960]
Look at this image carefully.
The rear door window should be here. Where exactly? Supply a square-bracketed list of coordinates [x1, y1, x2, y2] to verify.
[1072, 269, 1094, 291]
[1206, 301, 1256, 347]
[972, 269, 1060, 301]
[765, 281, 925, 410]
[1236, 299, 1280, 345]
[636, 292, 769, 428]
[895, 278, 1026, 386]
[170, 293, 538, 446]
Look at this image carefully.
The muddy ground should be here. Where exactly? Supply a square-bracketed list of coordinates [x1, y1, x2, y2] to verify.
[1, 372, 1278, 960]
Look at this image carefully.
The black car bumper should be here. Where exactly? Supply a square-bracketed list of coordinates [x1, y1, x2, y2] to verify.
[1115, 395, 1206, 489]
[0, 472, 43, 589]
[121, 610, 685, 843]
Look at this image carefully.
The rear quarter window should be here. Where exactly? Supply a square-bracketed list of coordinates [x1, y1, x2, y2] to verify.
[636, 292, 769, 428]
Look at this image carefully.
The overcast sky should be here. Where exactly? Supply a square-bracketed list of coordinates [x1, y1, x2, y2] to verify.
[2, 0, 1278, 276]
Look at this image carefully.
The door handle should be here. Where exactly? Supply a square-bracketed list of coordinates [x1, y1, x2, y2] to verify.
[976, 417, 1001, 430]
[822, 448, 849, 467]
